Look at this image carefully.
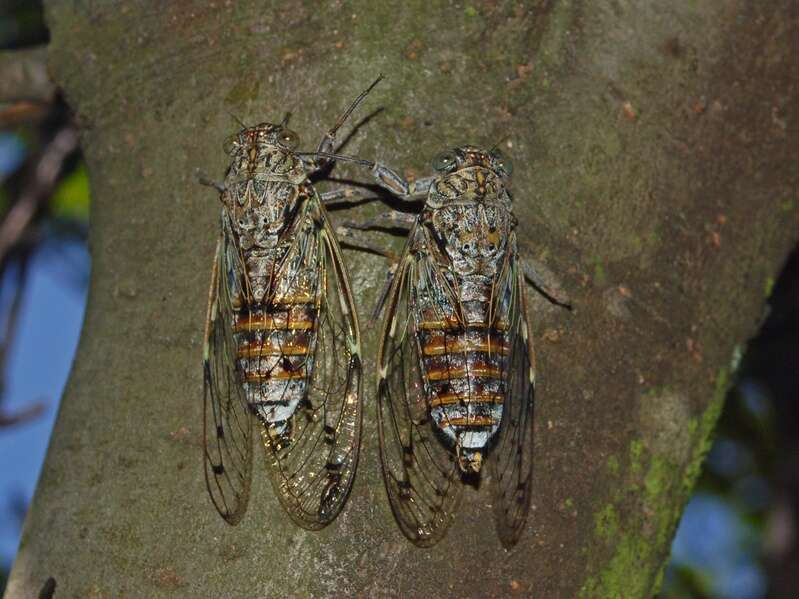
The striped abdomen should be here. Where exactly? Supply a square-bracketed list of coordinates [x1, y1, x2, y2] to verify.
[233, 260, 319, 438]
[416, 294, 509, 472]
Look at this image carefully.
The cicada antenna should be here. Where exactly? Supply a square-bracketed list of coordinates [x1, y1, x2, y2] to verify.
[280, 111, 292, 127]
[228, 112, 249, 130]
[328, 74, 384, 138]
[489, 134, 511, 153]
[298, 151, 375, 169]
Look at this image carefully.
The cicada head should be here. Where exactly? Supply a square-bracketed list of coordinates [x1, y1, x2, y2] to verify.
[223, 122, 304, 180]
[431, 145, 513, 180]
[428, 145, 513, 210]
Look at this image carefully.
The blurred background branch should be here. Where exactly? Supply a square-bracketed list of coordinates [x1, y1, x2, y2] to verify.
[0, 46, 53, 103]
[0, 125, 78, 261]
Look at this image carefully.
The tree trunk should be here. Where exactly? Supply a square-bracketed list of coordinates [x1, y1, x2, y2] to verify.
[7, 1, 799, 597]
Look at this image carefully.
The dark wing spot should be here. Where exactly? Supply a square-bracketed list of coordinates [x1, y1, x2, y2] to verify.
[318, 478, 342, 521]
[402, 445, 414, 467]
[398, 479, 412, 499]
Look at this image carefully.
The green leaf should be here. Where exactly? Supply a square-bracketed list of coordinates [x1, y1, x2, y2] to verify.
[50, 162, 90, 221]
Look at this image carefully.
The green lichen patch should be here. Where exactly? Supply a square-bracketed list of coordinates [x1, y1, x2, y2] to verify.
[592, 261, 607, 287]
[580, 369, 730, 598]
[680, 369, 728, 497]
[580, 450, 681, 597]
[764, 276, 775, 298]
[628, 438, 644, 475]
[593, 505, 619, 542]
[224, 78, 261, 108]
[464, 5, 479, 18]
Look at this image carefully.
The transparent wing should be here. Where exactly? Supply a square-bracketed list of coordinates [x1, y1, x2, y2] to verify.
[260, 197, 363, 529]
[203, 230, 254, 525]
[376, 239, 463, 547]
[491, 257, 535, 548]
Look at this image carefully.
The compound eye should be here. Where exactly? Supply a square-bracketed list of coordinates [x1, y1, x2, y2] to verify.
[432, 150, 458, 173]
[279, 129, 299, 149]
[491, 149, 513, 176]
[222, 134, 239, 155]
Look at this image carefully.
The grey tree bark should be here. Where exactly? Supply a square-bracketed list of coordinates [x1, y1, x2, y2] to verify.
[6, 1, 799, 597]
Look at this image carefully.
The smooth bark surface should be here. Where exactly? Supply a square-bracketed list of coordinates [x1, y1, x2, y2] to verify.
[7, 1, 799, 597]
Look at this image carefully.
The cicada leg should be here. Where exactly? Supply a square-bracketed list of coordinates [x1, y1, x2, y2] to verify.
[334, 214, 408, 326]
[197, 171, 226, 194]
[334, 224, 400, 261]
[301, 150, 436, 204]
[339, 210, 417, 231]
[520, 255, 572, 308]
[367, 165, 436, 202]
[318, 186, 382, 205]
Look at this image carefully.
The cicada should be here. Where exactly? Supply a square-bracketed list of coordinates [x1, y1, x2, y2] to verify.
[202, 77, 381, 529]
[327, 145, 548, 547]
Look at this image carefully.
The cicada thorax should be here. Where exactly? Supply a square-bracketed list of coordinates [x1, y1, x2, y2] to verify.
[224, 166, 323, 444]
[414, 172, 517, 474]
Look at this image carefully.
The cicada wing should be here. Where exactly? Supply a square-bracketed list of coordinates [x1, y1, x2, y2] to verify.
[491, 257, 535, 548]
[203, 231, 254, 525]
[377, 244, 463, 547]
[259, 198, 363, 529]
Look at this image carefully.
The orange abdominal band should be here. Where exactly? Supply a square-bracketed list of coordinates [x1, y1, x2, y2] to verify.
[439, 415, 497, 428]
[424, 365, 502, 381]
[422, 339, 509, 356]
[234, 316, 313, 331]
[430, 393, 504, 407]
